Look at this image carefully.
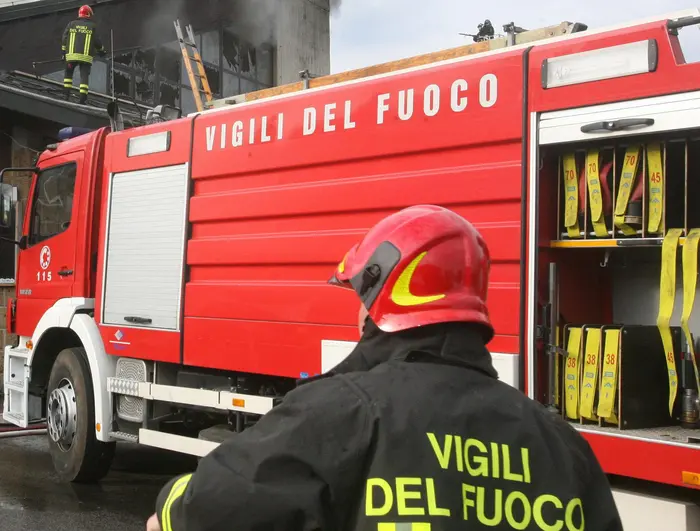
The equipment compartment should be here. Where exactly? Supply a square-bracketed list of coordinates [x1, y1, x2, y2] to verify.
[553, 138, 695, 243]
[535, 128, 700, 445]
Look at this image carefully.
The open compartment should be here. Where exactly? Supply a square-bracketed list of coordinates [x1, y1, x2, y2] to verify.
[554, 138, 691, 243]
[535, 112, 700, 446]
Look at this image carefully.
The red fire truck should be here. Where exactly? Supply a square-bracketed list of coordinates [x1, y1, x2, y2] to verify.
[2, 8, 700, 528]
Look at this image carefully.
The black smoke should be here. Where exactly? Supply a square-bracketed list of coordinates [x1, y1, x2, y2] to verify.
[0, 0, 338, 75]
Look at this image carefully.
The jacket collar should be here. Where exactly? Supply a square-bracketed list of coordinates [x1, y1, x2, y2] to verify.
[298, 320, 498, 386]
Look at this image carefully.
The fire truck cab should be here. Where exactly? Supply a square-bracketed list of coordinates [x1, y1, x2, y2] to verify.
[2, 8, 700, 528]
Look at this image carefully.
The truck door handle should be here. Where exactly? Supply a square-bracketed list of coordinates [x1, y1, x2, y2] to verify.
[580, 118, 654, 133]
[58, 269, 74, 277]
[124, 316, 153, 325]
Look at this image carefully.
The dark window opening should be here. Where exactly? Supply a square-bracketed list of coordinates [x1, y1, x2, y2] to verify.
[114, 51, 133, 67]
[135, 75, 155, 104]
[157, 47, 181, 83]
[134, 48, 156, 75]
[239, 42, 256, 76]
[95, 26, 275, 106]
[223, 30, 240, 72]
[114, 70, 131, 98]
[204, 64, 220, 94]
[159, 82, 180, 108]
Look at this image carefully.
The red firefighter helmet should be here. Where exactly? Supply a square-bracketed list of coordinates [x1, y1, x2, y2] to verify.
[78, 5, 93, 18]
[328, 204, 494, 342]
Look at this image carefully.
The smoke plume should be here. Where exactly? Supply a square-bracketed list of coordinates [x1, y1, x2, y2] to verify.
[137, 0, 191, 49]
[130, 0, 341, 50]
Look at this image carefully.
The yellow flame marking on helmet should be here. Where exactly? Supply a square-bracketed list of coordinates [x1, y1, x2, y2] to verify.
[390, 252, 446, 307]
[337, 251, 350, 275]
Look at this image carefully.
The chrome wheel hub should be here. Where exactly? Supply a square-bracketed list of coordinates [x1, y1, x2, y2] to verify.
[47, 378, 77, 451]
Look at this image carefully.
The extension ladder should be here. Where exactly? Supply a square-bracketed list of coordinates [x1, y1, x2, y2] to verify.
[174, 19, 214, 112]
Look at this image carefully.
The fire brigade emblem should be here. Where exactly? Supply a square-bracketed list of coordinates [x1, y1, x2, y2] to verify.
[40, 246, 51, 270]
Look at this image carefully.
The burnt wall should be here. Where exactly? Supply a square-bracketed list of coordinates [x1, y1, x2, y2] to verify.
[0, 0, 280, 75]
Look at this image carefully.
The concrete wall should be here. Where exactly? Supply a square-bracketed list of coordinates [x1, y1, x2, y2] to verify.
[274, 0, 331, 85]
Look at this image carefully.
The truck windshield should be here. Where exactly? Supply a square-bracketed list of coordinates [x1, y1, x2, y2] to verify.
[28, 162, 77, 247]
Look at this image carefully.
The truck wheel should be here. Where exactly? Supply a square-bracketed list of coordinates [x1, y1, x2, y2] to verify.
[47, 347, 115, 483]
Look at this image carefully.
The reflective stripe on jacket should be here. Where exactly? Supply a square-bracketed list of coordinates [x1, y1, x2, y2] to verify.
[62, 18, 103, 64]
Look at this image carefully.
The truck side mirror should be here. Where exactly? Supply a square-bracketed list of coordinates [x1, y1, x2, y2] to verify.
[0, 183, 22, 248]
[0, 183, 17, 230]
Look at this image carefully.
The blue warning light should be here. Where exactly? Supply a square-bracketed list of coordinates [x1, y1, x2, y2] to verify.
[58, 127, 94, 141]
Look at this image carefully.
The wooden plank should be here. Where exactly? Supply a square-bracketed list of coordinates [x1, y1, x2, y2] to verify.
[242, 40, 497, 102]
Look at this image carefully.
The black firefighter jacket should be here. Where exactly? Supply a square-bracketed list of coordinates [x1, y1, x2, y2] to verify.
[61, 18, 104, 64]
[155, 320, 623, 531]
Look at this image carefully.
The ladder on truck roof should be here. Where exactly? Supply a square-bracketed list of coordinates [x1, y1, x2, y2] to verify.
[207, 20, 586, 109]
[174, 19, 214, 112]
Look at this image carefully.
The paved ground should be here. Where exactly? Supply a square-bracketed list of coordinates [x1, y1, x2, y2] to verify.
[0, 433, 197, 531]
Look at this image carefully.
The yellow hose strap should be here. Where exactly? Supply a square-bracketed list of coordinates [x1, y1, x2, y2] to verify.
[555, 325, 561, 408]
[580, 327, 601, 420]
[161, 473, 193, 531]
[586, 150, 608, 238]
[563, 153, 580, 238]
[647, 143, 664, 234]
[597, 329, 621, 421]
[658, 229, 683, 416]
[681, 229, 700, 401]
[564, 327, 582, 420]
[614, 145, 641, 236]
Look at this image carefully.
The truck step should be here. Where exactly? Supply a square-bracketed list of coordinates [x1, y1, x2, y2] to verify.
[139, 428, 219, 457]
[110, 430, 138, 443]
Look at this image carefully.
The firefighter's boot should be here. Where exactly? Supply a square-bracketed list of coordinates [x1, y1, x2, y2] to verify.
[78, 93, 87, 105]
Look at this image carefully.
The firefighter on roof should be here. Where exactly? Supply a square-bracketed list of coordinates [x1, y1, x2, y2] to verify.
[147, 204, 623, 531]
[61, 5, 106, 104]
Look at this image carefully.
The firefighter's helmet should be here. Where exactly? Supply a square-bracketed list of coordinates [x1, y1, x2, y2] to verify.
[78, 5, 93, 18]
[328, 204, 494, 342]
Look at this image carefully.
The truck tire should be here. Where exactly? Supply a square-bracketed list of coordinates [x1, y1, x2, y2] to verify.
[46, 347, 115, 483]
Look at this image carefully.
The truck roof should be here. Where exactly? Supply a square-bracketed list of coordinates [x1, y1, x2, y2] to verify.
[39, 127, 107, 162]
[196, 8, 700, 117]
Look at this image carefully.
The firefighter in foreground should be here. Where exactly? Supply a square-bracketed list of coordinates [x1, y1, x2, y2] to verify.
[147, 204, 623, 531]
[61, 5, 106, 104]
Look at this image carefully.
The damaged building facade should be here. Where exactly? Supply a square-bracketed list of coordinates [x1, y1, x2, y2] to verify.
[0, 0, 332, 113]
[0, 0, 332, 352]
